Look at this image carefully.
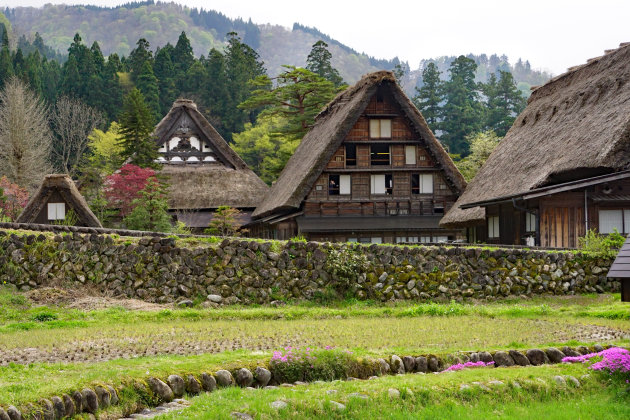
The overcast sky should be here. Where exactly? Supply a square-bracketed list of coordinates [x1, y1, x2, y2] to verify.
[2, 0, 629, 75]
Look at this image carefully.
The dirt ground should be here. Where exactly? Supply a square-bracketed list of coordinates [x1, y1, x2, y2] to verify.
[25, 287, 168, 311]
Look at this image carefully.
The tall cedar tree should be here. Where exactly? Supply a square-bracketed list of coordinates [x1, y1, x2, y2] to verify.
[154, 44, 177, 115]
[412, 62, 442, 132]
[440, 56, 484, 156]
[306, 40, 344, 87]
[136, 60, 161, 120]
[118, 88, 158, 168]
[223, 32, 266, 139]
[482, 71, 526, 136]
[239, 65, 338, 139]
[128, 38, 153, 81]
[172, 31, 194, 77]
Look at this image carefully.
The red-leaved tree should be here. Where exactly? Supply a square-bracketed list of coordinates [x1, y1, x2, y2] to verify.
[104, 164, 156, 217]
[0, 176, 29, 221]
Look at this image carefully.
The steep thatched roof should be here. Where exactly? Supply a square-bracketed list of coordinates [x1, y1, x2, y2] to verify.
[161, 162, 268, 210]
[153, 99, 268, 210]
[252, 71, 466, 219]
[16, 174, 102, 227]
[441, 42, 630, 228]
[153, 99, 249, 170]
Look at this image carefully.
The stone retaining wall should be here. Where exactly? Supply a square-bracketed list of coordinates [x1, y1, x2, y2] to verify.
[0, 344, 609, 419]
[0, 228, 617, 303]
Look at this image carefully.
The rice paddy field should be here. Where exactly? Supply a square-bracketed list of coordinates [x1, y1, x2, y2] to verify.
[0, 288, 629, 418]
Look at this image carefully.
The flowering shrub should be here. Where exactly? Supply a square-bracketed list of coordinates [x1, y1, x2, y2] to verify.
[444, 360, 495, 372]
[104, 164, 157, 217]
[0, 176, 29, 221]
[562, 347, 630, 384]
[270, 346, 356, 383]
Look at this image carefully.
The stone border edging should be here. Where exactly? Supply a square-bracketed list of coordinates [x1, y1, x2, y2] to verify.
[0, 344, 612, 420]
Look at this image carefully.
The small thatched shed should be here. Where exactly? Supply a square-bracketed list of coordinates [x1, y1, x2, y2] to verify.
[440, 42, 630, 248]
[16, 174, 102, 227]
[153, 99, 268, 229]
[250, 71, 466, 242]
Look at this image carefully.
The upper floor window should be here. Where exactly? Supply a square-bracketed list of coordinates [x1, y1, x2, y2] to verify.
[405, 145, 416, 165]
[369, 119, 392, 138]
[370, 144, 390, 166]
[411, 174, 433, 194]
[345, 144, 356, 166]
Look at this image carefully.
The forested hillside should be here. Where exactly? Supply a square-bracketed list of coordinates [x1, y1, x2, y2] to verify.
[4, 1, 550, 88]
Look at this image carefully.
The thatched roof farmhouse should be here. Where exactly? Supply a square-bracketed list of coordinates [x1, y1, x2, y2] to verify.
[17, 174, 102, 227]
[441, 42, 630, 247]
[250, 71, 466, 243]
[154, 99, 268, 229]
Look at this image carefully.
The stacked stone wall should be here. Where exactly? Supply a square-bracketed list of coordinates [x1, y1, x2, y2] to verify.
[0, 228, 617, 303]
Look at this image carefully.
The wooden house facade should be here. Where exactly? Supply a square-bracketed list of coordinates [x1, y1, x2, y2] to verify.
[16, 174, 102, 227]
[153, 99, 268, 232]
[441, 42, 630, 248]
[249, 71, 466, 243]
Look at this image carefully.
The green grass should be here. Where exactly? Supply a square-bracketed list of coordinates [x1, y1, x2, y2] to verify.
[153, 364, 630, 419]
[1, 289, 628, 413]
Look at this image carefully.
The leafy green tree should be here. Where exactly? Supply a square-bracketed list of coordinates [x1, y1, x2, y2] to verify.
[0, 23, 8, 48]
[136, 60, 160, 120]
[86, 121, 124, 175]
[239, 65, 338, 139]
[118, 88, 158, 168]
[205, 205, 245, 237]
[232, 114, 298, 184]
[482, 71, 526, 137]
[454, 131, 500, 181]
[306, 40, 344, 87]
[124, 176, 172, 232]
[412, 62, 442, 132]
[440, 55, 484, 156]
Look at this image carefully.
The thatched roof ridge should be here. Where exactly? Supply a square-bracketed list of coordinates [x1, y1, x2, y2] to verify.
[16, 174, 102, 227]
[252, 71, 466, 219]
[161, 164, 268, 210]
[153, 99, 249, 170]
[441, 42, 630, 228]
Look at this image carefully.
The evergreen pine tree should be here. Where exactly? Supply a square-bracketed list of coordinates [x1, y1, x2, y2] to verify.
[118, 88, 158, 168]
[305, 40, 344, 87]
[412, 62, 442, 132]
[440, 56, 484, 156]
[239, 65, 338, 139]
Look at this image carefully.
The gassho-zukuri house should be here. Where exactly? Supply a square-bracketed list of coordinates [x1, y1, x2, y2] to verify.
[16, 174, 103, 228]
[247, 71, 467, 244]
[154, 99, 268, 231]
[440, 42, 630, 248]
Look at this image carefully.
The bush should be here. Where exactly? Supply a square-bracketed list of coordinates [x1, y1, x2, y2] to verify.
[578, 229, 625, 258]
[325, 247, 369, 292]
[269, 346, 357, 383]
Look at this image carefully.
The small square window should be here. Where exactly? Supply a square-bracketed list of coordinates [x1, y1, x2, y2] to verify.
[316, 185, 323, 191]
[369, 119, 392, 138]
[47, 203, 65, 220]
[419, 155, 427, 161]
[334, 155, 343, 162]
